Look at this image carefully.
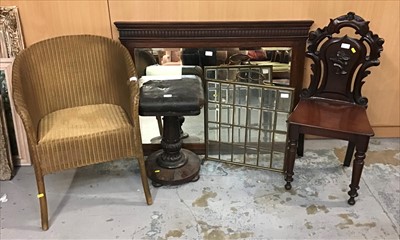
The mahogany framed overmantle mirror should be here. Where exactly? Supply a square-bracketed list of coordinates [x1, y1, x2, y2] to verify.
[115, 21, 313, 156]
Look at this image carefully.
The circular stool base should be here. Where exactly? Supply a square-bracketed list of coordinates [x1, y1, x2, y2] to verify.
[146, 149, 201, 186]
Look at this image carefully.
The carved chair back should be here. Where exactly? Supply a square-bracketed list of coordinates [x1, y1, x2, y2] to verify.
[301, 12, 384, 106]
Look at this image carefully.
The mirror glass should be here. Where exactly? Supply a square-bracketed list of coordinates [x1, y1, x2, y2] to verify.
[134, 47, 292, 144]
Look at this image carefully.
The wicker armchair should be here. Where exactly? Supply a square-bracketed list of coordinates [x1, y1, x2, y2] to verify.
[12, 35, 152, 230]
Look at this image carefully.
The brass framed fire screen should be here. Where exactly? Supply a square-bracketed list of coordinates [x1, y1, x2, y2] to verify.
[204, 66, 294, 172]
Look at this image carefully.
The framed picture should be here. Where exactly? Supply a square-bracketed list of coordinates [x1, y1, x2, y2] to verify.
[0, 80, 13, 180]
[0, 6, 29, 166]
[1, 6, 25, 58]
[1, 58, 31, 166]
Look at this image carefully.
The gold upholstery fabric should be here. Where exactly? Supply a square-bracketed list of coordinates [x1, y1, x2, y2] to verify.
[37, 104, 135, 174]
[12, 35, 152, 230]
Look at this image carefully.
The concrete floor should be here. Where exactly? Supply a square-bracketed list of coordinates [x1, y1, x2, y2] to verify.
[0, 138, 399, 239]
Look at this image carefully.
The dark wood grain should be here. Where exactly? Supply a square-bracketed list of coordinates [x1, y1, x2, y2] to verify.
[284, 12, 384, 205]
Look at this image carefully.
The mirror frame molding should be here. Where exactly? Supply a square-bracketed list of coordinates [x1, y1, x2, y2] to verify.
[114, 20, 314, 155]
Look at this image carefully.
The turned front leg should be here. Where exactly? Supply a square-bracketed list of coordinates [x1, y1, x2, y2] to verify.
[284, 125, 299, 190]
[348, 137, 369, 205]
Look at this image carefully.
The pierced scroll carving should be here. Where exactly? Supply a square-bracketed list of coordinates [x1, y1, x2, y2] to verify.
[330, 50, 350, 75]
[301, 12, 384, 106]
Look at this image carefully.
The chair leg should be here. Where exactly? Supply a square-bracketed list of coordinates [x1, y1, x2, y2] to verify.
[33, 167, 49, 230]
[347, 137, 369, 205]
[343, 141, 355, 167]
[284, 124, 299, 190]
[297, 133, 304, 157]
[137, 156, 153, 205]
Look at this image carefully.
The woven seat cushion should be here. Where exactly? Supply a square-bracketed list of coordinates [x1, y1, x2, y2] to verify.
[36, 104, 136, 174]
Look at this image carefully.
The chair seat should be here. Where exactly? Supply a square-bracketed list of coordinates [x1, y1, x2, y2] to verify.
[38, 104, 133, 143]
[37, 104, 136, 174]
[139, 75, 204, 116]
[288, 99, 374, 136]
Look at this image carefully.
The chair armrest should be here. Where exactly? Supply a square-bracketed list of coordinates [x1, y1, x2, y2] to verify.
[11, 68, 39, 145]
[128, 80, 140, 123]
[127, 80, 144, 150]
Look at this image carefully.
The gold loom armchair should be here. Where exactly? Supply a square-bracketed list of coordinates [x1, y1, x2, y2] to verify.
[12, 35, 153, 230]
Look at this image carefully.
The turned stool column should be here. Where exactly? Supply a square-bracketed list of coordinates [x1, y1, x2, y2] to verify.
[139, 75, 204, 187]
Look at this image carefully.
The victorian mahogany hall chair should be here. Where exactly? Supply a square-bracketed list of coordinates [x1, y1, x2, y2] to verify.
[12, 35, 153, 230]
[284, 12, 384, 205]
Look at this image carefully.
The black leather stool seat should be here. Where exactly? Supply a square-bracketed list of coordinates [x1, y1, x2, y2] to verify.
[138, 74, 204, 186]
[139, 75, 204, 116]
